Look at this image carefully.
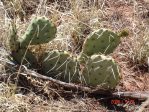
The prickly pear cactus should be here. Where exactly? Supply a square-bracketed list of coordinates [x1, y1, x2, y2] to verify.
[9, 17, 57, 68]
[80, 29, 120, 57]
[20, 17, 57, 47]
[81, 54, 120, 89]
[9, 23, 20, 51]
[11, 48, 38, 68]
[9, 22, 38, 67]
[41, 50, 80, 83]
[9, 17, 121, 89]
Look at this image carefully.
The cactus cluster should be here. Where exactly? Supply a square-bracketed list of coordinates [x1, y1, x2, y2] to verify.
[9, 17, 121, 89]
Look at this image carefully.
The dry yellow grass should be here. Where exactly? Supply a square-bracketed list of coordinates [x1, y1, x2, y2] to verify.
[1, 0, 149, 112]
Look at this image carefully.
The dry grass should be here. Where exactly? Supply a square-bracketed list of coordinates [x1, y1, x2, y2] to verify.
[1, 0, 149, 111]
[0, 83, 107, 112]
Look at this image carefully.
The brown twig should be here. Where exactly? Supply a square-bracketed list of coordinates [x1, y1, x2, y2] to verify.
[20, 65, 149, 101]
[2, 58, 149, 101]
[21, 65, 93, 92]
[112, 91, 149, 100]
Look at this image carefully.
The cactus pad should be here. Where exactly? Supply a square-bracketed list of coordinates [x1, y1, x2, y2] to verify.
[41, 50, 79, 83]
[81, 29, 120, 57]
[11, 48, 38, 68]
[81, 54, 120, 89]
[9, 23, 20, 51]
[20, 17, 57, 47]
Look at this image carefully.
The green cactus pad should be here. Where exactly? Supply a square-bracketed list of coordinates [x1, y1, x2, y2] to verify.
[11, 48, 38, 68]
[41, 50, 79, 83]
[81, 29, 120, 57]
[20, 17, 57, 47]
[81, 54, 120, 89]
[9, 23, 20, 51]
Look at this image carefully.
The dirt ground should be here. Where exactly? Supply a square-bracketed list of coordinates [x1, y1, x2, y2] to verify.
[1, 0, 149, 112]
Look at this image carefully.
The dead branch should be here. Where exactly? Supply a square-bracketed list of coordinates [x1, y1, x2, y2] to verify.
[2, 57, 149, 101]
[112, 91, 149, 100]
[20, 65, 93, 92]
[20, 65, 149, 101]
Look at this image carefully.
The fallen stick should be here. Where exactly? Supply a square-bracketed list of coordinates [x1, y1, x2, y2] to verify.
[20, 65, 149, 101]
[112, 91, 149, 100]
[20, 65, 111, 95]
[2, 58, 149, 101]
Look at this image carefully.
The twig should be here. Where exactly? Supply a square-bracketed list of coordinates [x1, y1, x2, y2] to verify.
[2, 58, 149, 101]
[21, 65, 93, 92]
[20, 66, 149, 100]
[112, 91, 149, 100]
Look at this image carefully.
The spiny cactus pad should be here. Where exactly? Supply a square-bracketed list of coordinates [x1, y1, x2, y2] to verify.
[20, 17, 57, 47]
[11, 48, 38, 68]
[81, 54, 120, 89]
[41, 50, 79, 83]
[9, 23, 20, 51]
[81, 29, 120, 57]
